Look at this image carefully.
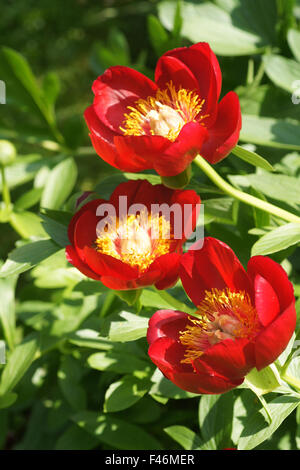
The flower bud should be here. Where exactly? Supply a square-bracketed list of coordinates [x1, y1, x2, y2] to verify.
[0, 140, 16, 166]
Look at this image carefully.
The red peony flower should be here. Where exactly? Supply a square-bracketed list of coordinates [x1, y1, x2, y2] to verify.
[84, 43, 241, 178]
[147, 237, 296, 394]
[66, 179, 200, 290]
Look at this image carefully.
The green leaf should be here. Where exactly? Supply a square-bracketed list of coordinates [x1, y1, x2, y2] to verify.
[237, 395, 300, 450]
[42, 71, 61, 108]
[199, 392, 234, 450]
[231, 145, 273, 171]
[14, 187, 43, 210]
[297, 406, 300, 449]
[229, 172, 300, 206]
[0, 275, 17, 350]
[232, 390, 256, 444]
[263, 54, 300, 93]
[104, 311, 150, 342]
[0, 154, 58, 191]
[240, 115, 300, 150]
[55, 425, 99, 450]
[41, 158, 77, 210]
[287, 29, 300, 62]
[203, 198, 238, 225]
[245, 366, 281, 396]
[251, 223, 300, 256]
[72, 279, 107, 296]
[283, 357, 300, 387]
[159, 0, 276, 56]
[115, 289, 142, 306]
[164, 425, 202, 450]
[147, 15, 169, 56]
[0, 47, 54, 128]
[104, 375, 151, 413]
[44, 293, 103, 341]
[92, 28, 130, 70]
[29, 248, 81, 289]
[88, 350, 150, 374]
[124, 172, 161, 185]
[40, 213, 70, 247]
[0, 239, 60, 278]
[250, 188, 270, 228]
[140, 288, 194, 315]
[68, 329, 113, 350]
[0, 333, 39, 396]
[32, 266, 81, 289]
[58, 356, 86, 410]
[10, 211, 47, 239]
[72, 411, 162, 450]
[41, 208, 73, 226]
[0, 392, 18, 409]
[172, 0, 183, 38]
[15, 401, 49, 449]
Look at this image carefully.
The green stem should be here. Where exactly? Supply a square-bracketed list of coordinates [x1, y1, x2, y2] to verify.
[0, 165, 11, 208]
[194, 155, 300, 224]
[252, 58, 265, 87]
[246, 58, 254, 85]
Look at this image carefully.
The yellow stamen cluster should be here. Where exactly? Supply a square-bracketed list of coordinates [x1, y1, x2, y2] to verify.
[120, 81, 207, 141]
[95, 212, 172, 272]
[179, 288, 260, 365]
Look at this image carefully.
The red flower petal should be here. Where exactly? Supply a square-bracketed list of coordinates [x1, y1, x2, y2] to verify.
[247, 256, 295, 311]
[170, 188, 201, 242]
[92, 66, 157, 133]
[68, 198, 102, 246]
[153, 252, 182, 290]
[194, 338, 255, 382]
[114, 134, 171, 172]
[180, 237, 253, 306]
[65, 245, 101, 281]
[148, 337, 183, 377]
[148, 337, 243, 394]
[85, 106, 150, 172]
[148, 336, 195, 374]
[147, 310, 188, 344]
[83, 246, 139, 280]
[200, 91, 242, 164]
[253, 274, 280, 327]
[159, 43, 221, 117]
[152, 121, 208, 177]
[254, 302, 296, 370]
[73, 205, 99, 257]
[155, 55, 201, 95]
[109, 178, 172, 210]
[172, 368, 243, 394]
[99, 266, 161, 290]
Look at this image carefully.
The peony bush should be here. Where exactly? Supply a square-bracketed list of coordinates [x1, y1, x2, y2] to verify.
[0, 0, 300, 452]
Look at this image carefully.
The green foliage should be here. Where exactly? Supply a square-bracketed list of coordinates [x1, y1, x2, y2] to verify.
[198, 392, 234, 450]
[0, 0, 300, 451]
[164, 425, 203, 450]
[40, 158, 78, 210]
[159, 0, 277, 56]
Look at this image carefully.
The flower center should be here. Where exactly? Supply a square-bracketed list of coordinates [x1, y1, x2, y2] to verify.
[120, 81, 208, 141]
[95, 211, 172, 272]
[179, 288, 261, 365]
